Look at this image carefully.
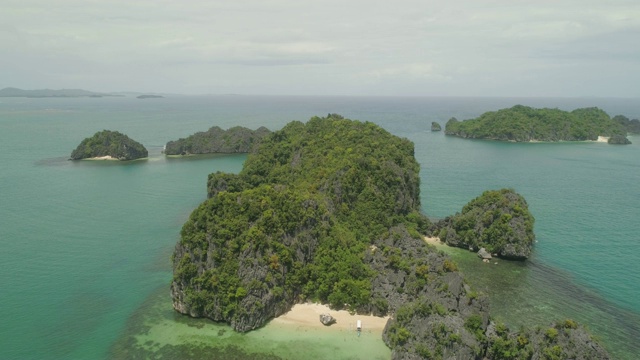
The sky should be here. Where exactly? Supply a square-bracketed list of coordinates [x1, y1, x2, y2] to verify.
[1, 0, 639, 97]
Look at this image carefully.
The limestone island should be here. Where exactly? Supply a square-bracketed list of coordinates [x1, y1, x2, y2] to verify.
[432, 189, 535, 260]
[445, 105, 632, 144]
[164, 126, 271, 155]
[136, 94, 164, 99]
[171, 114, 609, 359]
[70, 130, 148, 161]
[431, 122, 442, 131]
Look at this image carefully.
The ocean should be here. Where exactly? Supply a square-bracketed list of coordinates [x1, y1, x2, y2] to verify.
[0, 95, 638, 359]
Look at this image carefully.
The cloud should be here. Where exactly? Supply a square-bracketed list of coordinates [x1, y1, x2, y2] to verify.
[1, 0, 639, 96]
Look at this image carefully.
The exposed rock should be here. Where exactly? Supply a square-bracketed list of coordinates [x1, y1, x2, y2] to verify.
[431, 122, 441, 131]
[608, 134, 632, 144]
[319, 313, 336, 326]
[477, 248, 492, 260]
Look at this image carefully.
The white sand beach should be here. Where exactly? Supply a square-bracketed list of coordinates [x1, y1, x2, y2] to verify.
[86, 155, 118, 160]
[271, 303, 389, 332]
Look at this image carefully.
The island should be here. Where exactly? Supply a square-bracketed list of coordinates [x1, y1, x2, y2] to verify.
[70, 130, 148, 161]
[164, 126, 271, 155]
[136, 95, 164, 99]
[431, 122, 442, 131]
[613, 114, 640, 134]
[445, 105, 632, 144]
[433, 189, 535, 260]
[0, 87, 119, 98]
[171, 114, 609, 359]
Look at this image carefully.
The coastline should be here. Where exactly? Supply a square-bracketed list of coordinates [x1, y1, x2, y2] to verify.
[270, 303, 389, 333]
[84, 155, 118, 160]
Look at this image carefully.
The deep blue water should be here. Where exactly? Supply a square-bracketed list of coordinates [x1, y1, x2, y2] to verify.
[0, 96, 638, 359]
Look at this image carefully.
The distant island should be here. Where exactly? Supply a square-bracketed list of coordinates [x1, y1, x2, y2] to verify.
[171, 114, 609, 359]
[431, 122, 441, 131]
[0, 87, 120, 98]
[445, 105, 632, 144]
[164, 126, 271, 155]
[70, 130, 148, 161]
[136, 95, 164, 99]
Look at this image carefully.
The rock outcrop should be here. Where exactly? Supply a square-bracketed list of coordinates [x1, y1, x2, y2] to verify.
[319, 313, 336, 326]
[608, 134, 632, 144]
[70, 130, 148, 160]
[434, 189, 535, 260]
[477, 248, 492, 260]
[431, 122, 441, 131]
[164, 126, 271, 155]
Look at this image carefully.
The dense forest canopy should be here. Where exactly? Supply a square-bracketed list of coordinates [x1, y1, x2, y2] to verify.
[164, 126, 271, 155]
[70, 130, 148, 160]
[445, 105, 631, 143]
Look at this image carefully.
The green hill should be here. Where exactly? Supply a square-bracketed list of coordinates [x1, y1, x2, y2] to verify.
[445, 105, 630, 144]
[164, 126, 271, 155]
[70, 130, 148, 160]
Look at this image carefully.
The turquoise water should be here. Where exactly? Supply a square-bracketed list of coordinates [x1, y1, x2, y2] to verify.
[0, 96, 638, 359]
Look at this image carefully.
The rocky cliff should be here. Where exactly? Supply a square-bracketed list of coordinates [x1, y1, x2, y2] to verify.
[70, 130, 148, 160]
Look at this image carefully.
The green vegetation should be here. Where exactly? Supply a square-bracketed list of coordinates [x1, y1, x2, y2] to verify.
[431, 122, 442, 131]
[484, 320, 608, 360]
[70, 130, 148, 160]
[172, 115, 428, 329]
[445, 105, 630, 143]
[613, 114, 640, 134]
[171, 114, 610, 359]
[435, 189, 535, 259]
[164, 126, 271, 155]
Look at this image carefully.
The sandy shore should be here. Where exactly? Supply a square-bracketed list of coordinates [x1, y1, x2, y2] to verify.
[271, 303, 389, 332]
[85, 155, 118, 160]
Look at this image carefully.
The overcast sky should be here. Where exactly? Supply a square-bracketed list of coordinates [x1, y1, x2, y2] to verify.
[2, 0, 639, 97]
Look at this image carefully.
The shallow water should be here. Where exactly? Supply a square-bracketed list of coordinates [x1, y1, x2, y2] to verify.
[0, 96, 638, 359]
